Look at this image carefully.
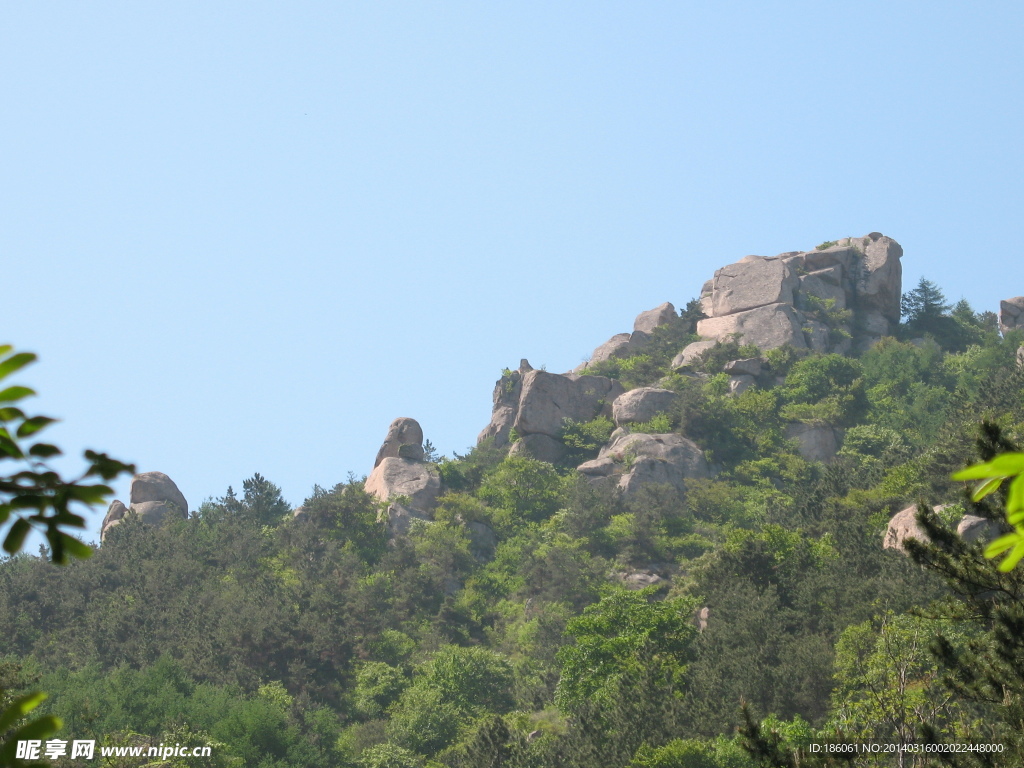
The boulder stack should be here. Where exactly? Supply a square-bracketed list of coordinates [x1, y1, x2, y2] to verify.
[577, 431, 711, 498]
[100, 471, 188, 541]
[478, 361, 623, 450]
[365, 417, 441, 536]
[694, 233, 903, 354]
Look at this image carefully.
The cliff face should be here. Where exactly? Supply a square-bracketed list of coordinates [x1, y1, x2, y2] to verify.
[692, 232, 903, 356]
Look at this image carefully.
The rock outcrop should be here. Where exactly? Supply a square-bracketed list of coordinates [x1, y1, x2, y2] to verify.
[883, 504, 930, 552]
[578, 431, 711, 497]
[1000, 297, 1024, 335]
[365, 457, 441, 513]
[364, 417, 443, 541]
[479, 364, 623, 449]
[374, 417, 425, 467]
[101, 472, 188, 541]
[612, 388, 676, 427]
[881, 503, 997, 553]
[957, 514, 1002, 544]
[695, 233, 903, 353]
[785, 423, 841, 463]
[579, 303, 677, 369]
[365, 418, 440, 531]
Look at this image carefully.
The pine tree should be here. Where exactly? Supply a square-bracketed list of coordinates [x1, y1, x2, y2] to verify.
[901, 277, 951, 325]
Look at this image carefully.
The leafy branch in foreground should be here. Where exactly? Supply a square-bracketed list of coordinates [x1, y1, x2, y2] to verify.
[0, 345, 134, 767]
[952, 452, 1024, 570]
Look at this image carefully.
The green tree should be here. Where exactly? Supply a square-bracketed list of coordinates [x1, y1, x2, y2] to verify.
[825, 613, 965, 762]
[555, 589, 699, 713]
[209, 473, 291, 526]
[901, 277, 951, 327]
[0, 346, 134, 767]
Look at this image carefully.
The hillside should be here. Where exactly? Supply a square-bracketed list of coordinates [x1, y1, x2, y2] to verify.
[3, 233, 1024, 768]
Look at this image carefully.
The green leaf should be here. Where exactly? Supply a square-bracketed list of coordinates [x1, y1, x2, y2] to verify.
[28, 442, 61, 458]
[985, 533, 1019, 558]
[0, 385, 34, 403]
[66, 484, 109, 504]
[0, 351, 37, 381]
[0, 691, 47, 733]
[999, 542, 1024, 572]
[60, 535, 93, 561]
[1008, 474, 1024, 516]
[988, 453, 1024, 474]
[2, 517, 32, 554]
[16, 415, 56, 438]
[971, 476, 1004, 502]
[0, 406, 26, 422]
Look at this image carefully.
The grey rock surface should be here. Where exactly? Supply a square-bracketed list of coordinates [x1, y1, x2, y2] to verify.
[671, 340, 718, 370]
[374, 417, 424, 467]
[1000, 297, 1024, 335]
[131, 500, 182, 525]
[785, 422, 839, 463]
[509, 433, 567, 464]
[709, 257, 798, 316]
[589, 333, 634, 365]
[883, 504, 928, 551]
[957, 514, 1001, 544]
[365, 457, 441, 514]
[130, 471, 188, 516]
[728, 375, 755, 395]
[858, 235, 904, 323]
[612, 387, 677, 426]
[722, 358, 762, 377]
[100, 500, 127, 541]
[697, 302, 807, 351]
[633, 302, 676, 334]
[385, 502, 434, 537]
[598, 431, 711, 496]
[467, 521, 498, 562]
[513, 370, 622, 439]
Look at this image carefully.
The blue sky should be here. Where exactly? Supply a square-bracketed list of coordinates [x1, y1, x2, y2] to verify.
[2, 2, 1022, 543]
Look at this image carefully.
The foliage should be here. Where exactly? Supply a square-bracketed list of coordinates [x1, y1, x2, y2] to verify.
[477, 456, 563, 530]
[205, 473, 291, 527]
[0, 347, 134, 768]
[560, 415, 615, 466]
[952, 452, 1024, 570]
[555, 589, 699, 713]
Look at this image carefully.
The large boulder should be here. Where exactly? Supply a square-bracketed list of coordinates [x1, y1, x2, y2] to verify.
[385, 502, 434, 537]
[365, 457, 441, 514]
[478, 361, 530, 447]
[857, 235, 904, 323]
[588, 331, 655, 365]
[100, 500, 127, 542]
[595, 432, 711, 496]
[633, 302, 676, 334]
[697, 303, 807, 351]
[671, 340, 718, 370]
[690, 233, 902, 354]
[374, 417, 424, 467]
[130, 471, 188, 515]
[612, 388, 676, 427]
[785, 422, 840, 463]
[884, 503, 949, 552]
[103, 471, 188, 541]
[958, 514, 1002, 544]
[1000, 297, 1024, 335]
[513, 370, 623, 439]
[509, 433, 567, 464]
[883, 504, 928, 552]
[707, 257, 798, 316]
[131, 500, 181, 525]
